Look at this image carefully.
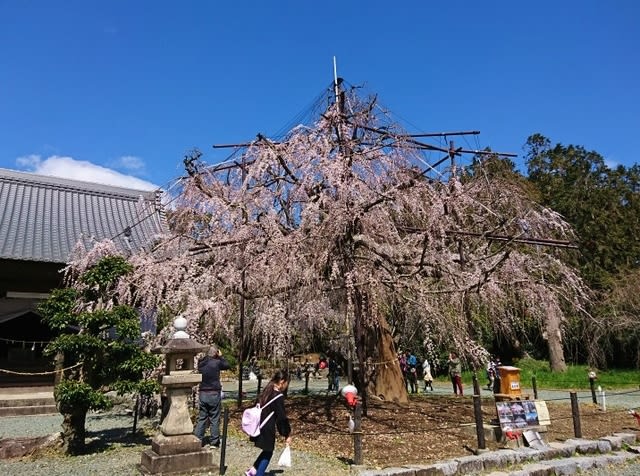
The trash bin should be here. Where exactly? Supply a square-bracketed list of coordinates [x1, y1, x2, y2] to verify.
[498, 366, 521, 397]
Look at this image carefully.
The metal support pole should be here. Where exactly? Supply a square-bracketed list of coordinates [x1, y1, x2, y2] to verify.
[219, 406, 229, 475]
[353, 403, 363, 465]
[570, 391, 582, 438]
[532, 375, 538, 400]
[473, 395, 486, 450]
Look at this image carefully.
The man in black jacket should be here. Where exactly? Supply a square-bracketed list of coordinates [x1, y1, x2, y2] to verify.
[194, 345, 230, 447]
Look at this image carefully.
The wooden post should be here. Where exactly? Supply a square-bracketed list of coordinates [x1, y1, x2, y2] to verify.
[532, 375, 538, 400]
[219, 406, 229, 475]
[472, 372, 481, 396]
[353, 403, 363, 465]
[54, 351, 64, 385]
[257, 374, 263, 397]
[570, 391, 582, 438]
[132, 394, 139, 434]
[589, 377, 597, 404]
[473, 395, 486, 450]
[304, 371, 310, 394]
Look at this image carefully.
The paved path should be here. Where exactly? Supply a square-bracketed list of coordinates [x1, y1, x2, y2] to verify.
[2, 379, 640, 475]
[3, 377, 639, 408]
[230, 377, 640, 410]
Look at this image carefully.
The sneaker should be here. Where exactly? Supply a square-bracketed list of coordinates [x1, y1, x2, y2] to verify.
[245, 468, 257, 476]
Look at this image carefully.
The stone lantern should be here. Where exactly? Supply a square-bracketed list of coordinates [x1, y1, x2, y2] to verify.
[141, 317, 216, 474]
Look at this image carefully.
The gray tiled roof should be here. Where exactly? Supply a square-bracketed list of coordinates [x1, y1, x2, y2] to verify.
[0, 168, 168, 263]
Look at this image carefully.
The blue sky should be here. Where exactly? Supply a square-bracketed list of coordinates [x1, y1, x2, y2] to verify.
[1, 1, 638, 191]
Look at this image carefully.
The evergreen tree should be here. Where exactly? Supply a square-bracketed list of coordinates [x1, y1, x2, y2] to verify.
[39, 255, 160, 454]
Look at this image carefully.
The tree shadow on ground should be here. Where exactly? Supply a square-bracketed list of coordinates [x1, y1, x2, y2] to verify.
[83, 426, 151, 454]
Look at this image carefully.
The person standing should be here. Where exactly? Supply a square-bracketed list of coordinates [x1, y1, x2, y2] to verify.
[447, 351, 463, 396]
[398, 351, 408, 389]
[194, 345, 230, 448]
[486, 356, 497, 390]
[246, 369, 292, 476]
[422, 358, 433, 392]
[328, 357, 339, 393]
[406, 350, 418, 394]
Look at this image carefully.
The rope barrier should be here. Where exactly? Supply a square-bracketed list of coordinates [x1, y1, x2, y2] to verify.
[601, 388, 640, 397]
[365, 358, 401, 368]
[291, 401, 638, 438]
[0, 362, 82, 376]
[0, 337, 50, 346]
[548, 407, 633, 423]
[533, 379, 640, 388]
[529, 387, 640, 403]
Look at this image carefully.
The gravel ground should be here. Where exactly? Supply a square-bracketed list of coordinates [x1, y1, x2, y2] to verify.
[582, 461, 640, 476]
[2, 378, 639, 476]
[0, 411, 351, 476]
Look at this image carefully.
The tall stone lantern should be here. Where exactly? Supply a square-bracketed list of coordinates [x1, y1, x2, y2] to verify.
[141, 317, 216, 474]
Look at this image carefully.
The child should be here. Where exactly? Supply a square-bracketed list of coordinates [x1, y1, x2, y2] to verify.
[422, 358, 433, 391]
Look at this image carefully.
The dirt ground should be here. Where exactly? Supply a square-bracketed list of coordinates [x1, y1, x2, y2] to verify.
[230, 393, 640, 467]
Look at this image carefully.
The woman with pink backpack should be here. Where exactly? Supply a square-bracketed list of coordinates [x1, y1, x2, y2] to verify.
[245, 369, 292, 476]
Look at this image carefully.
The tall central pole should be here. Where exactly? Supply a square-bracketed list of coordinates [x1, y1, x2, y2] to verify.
[237, 156, 247, 408]
[334, 56, 352, 384]
[333, 56, 340, 113]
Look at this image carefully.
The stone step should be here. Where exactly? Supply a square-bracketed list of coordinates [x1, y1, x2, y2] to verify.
[0, 404, 58, 417]
[0, 397, 55, 408]
[355, 433, 640, 476]
[486, 451, 640, 476]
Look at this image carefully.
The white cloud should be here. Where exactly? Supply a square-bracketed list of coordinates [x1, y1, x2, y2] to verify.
[115, 155, 146, 171]
[16, 154, 42, 169]
[15, 155, 158, 191]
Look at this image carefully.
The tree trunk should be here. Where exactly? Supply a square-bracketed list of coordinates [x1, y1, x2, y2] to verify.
[59, 406, 88, 455]
[545, 313, 567, 372]
[354, 288, 407, 403]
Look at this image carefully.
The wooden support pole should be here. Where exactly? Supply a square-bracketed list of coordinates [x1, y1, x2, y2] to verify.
[473, 395, 486, 450]
[353, 403, 363, 465]
[472, 372, 481, 396]
[532, 375, 538, 400]
[257, 374, 263, 396]
[219, 406, 229, 475]
[408, 130, 480, 138]
[131, 394, 139, 434]
[304, 371, 310, 394]
[570, 391, 582, 438]
[589, 377, 598, 405]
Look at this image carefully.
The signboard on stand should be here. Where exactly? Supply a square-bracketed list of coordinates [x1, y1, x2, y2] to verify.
[534, 400, 551, 426]
[496, 400, 541, 430]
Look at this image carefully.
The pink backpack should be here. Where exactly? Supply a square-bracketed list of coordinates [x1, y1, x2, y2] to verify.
[241, 393, 283, 437]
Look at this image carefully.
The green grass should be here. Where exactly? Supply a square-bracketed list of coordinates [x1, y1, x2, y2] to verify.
[436, 357, 640, 390]
[515, 357, 640, 390]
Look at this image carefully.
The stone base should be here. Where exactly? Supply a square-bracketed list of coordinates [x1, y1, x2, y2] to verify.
[461, 423, 502, 442]
[0, 433, 61, 459]
[151, 434, 202, 456]
[140, 448, 216, 474]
